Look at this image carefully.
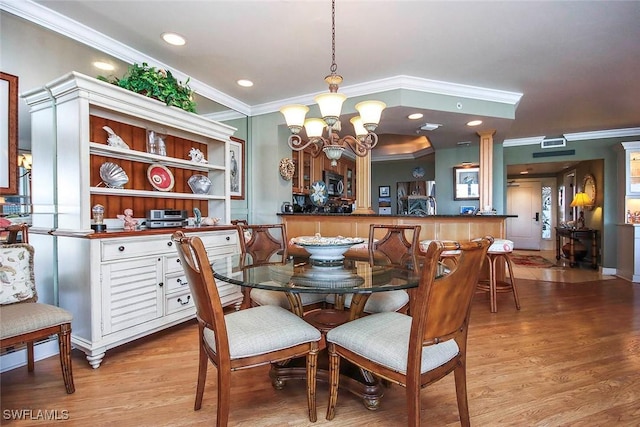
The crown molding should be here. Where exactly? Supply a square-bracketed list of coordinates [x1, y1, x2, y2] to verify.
[2, 0, 252, 116]
[503, 136, 546, 147]
[252, 75, 523, 117]
[371, 146, 434, 162]
[564, 127, 640, 141]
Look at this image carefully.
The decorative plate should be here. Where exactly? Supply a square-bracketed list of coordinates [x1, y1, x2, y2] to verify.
[412, 166, 425, 179]
[310, 180, 329, 207]
[279, 157, 295, 181]
[147, 163, 175, 192]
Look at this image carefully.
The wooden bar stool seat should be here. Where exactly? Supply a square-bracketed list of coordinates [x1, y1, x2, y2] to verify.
[476, 239, 521, 313]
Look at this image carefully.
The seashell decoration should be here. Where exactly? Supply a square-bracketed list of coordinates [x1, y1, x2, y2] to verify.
[99, 162, 129, 189]
[187, 174, 212, 194]
[188, 147, 208, 163]
[279, 157, 295, 181]
[103, 126, 130, 149]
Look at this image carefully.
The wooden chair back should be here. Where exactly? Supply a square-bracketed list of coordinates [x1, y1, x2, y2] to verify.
[1, 223, 29, 244]
[236, 223, 288, 265]
[368, 224, 421, 271]
[171, 231, 229, 362]
[411, 238, 492, 365]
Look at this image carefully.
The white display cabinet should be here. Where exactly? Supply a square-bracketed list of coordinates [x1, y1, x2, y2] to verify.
[22, 72, 243, 367]
[616, 141, 640, 282]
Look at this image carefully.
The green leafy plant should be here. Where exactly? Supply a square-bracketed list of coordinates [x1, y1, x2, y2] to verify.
[98, 62, 196, 113]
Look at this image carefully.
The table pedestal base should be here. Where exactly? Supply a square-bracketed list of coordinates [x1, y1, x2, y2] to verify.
[270, 308, 384, 410]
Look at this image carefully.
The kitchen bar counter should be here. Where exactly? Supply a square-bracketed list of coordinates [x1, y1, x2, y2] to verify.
[278, 213, 513, 242]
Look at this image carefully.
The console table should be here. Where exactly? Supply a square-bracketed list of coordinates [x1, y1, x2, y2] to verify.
[555, 227, 598, 269]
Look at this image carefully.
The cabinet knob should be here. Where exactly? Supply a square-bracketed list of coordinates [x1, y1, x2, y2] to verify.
[176, 259, 181, 264]
[226, 236, 230, 241]
[118, 246, 125, 252]
[158, 282, 164, 287]
[167, 241, 173, 247]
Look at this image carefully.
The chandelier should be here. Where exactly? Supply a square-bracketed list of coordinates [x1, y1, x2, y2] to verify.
[279, 0, 386, 166]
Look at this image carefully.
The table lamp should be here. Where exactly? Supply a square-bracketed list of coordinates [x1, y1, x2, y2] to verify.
[570, 192, 592, 229]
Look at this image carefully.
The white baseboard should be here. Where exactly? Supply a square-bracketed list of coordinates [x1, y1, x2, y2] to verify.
[0, 339, 59, 373]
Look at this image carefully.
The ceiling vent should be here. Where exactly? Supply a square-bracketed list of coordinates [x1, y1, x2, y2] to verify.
[419, 123, 441, 131]
[541, 137, 567, 149]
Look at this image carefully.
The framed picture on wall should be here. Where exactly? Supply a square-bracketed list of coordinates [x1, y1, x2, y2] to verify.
[453, 165, 479, 200]
[0, 72, 18, 195]
[229, 137, 245, 200]
[379, 185, 390, 198]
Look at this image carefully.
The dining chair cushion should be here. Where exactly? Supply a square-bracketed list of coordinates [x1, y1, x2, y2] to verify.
[325, 290, 409, 313]
[0, 244, 36, 305]
[250, 287, 326, 308]
[203, 305, 321, 359]
[0, 302, 73, 339]
[326, 311, 459, 374]
[487, 239, 514, 253]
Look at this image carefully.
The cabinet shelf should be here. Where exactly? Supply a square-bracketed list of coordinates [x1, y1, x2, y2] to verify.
[90, 186, 225, 200]
[89, 143, 224, 172]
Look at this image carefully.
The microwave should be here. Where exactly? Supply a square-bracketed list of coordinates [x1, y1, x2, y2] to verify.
[323, 171, 344, 196]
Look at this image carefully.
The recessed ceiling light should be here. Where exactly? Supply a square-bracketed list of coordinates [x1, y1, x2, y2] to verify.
[407, 113, 423, 120]
[520, 170, 529, 174]
[93, 61, 114, 71]
[237, 79, 254, 87]
[162, 32, 186, 46]
[467, 120, 483, 127]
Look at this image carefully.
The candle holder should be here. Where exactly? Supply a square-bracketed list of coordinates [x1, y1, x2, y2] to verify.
[91, 204, 107, 232]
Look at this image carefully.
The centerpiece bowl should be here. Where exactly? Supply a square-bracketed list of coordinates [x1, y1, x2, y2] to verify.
[291, 235, 365, 263]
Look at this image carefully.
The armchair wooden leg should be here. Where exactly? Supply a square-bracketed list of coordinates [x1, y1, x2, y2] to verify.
[306, 343, 318, 422]
[58, 323, 75, 394]
[27, 341, 35, 372]
[326, 344, 340, 420]
[454, 362, 471, 427]
[217, 365, 232, 427]
[194, 338, 208, 410]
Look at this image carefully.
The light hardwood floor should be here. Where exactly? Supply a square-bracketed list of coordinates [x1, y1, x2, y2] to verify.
[2, 263, 639, 426]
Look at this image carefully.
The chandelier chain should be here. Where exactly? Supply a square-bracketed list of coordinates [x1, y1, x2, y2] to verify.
[330, 0, 337, 74]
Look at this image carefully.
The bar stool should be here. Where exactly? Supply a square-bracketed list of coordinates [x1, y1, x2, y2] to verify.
[420, 240, 461, 267]
[476, 239, 521, 313]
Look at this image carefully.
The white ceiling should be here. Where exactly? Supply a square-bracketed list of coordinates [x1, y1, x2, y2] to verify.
[10, 0, 640, 166]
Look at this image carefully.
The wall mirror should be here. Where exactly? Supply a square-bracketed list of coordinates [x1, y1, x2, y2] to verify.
[0, 72, 18, 195]
[453, 165, 479, 201]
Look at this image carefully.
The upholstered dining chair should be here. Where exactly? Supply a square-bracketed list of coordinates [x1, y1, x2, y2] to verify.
[325, 237, 492, 427]
[235, 223, 325, 311]
[0, 223, 75, 394]
[328, 224, 421, 314]
[171, 231, 321, 426]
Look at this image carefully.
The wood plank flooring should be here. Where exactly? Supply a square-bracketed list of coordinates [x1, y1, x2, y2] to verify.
[2, 272, 639, 426]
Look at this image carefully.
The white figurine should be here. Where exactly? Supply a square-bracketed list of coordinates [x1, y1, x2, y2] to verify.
[188, 147, 208, 164]
[103, 126, 130, 149]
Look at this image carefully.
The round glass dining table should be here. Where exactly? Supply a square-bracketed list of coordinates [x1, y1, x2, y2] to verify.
[211, 253, 422, 321]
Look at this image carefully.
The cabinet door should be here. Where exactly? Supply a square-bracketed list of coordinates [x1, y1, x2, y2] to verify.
[101, 257, 163, 335]
[629, 149, 640, 195]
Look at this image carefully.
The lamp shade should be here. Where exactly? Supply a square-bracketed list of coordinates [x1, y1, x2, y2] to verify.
[570, 192, 592, 207]
[304, 118, 326, 138]
[314, 92, 346, 126]
[355, 100, 386, 131]
[280, 104, 309, 133]
[350, 116, 367, 138]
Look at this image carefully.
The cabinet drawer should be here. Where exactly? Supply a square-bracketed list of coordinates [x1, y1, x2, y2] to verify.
[102, 236, 174, 261]
[166, 290, 195, 314]
[165, 255, 184, 274]
[197, 231, 238, 249]
[165, 273, 190, 293]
